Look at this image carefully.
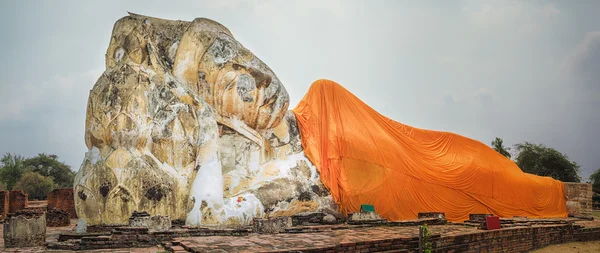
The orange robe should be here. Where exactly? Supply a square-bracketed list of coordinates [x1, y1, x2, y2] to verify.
[292, 79, 567, 222]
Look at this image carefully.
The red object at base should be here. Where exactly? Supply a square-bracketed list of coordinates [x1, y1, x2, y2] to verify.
[486, 216, 501, 230]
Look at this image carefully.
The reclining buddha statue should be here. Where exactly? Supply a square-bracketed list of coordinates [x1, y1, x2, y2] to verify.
[74, 13, 568, 226]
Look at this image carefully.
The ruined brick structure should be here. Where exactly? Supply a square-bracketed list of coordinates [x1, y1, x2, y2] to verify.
[47, 188, 77, 218]
[8, 190, 28, 214]
[0, 191, 8, 219]
[564, 182, 593, 217]
[46, 208, 71, 227]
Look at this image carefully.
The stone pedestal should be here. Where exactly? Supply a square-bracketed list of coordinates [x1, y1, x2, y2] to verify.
[128, 211, 171, 231]
[291, 212, 325, 226]
[253, 217, 292, 234]
[418, 212, 446, 220]
[347, 212, 386, 224]
[3, 210, 46, 248]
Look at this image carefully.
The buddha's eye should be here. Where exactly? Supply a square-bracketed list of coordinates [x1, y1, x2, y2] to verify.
[236, 74, 257, 103]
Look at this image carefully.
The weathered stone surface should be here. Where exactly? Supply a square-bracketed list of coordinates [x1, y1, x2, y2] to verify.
[348, 212, 386, 224]
[418, 212, 446, 220]
[3, 210, 46, 248]
[75, 13, 338, 227]
[129, 211, 171, 231]
[252, 216, 292, 234]
[564, 183, 593, 217]
[291, 212, 326, 226]
[76, 218, 87, 234]
[468, 213, 493, 222]
[47, 188, 77, 218]
[290, 212, 341, 226]
[322, 214, 337, 224]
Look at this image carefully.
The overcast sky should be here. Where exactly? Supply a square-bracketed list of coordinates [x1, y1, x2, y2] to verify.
[0, 0, 598, 179]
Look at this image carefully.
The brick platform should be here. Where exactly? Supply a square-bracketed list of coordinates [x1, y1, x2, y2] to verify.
[173, 222, 600, 253]
[1, 215, 599, 252]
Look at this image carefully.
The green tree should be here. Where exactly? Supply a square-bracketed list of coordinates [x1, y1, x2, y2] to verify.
[24, 153, 75, 188]
[590, 168, 600, 193]
[0, 153, 27, 190]
[13, 171, 55, 200]
[491, 137, 511, 158]
[513, 142, 581, 182]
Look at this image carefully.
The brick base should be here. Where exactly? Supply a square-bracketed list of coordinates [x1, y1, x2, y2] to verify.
[47, 221, 600, 252]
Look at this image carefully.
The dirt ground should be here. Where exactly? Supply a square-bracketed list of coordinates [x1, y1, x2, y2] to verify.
[530, 241, 600, 253]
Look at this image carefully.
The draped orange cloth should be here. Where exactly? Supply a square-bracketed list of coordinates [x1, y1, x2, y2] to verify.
[292, 79, 567, 222]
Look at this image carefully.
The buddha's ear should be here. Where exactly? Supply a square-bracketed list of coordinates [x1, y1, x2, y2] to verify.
[105, 16, 150, 69]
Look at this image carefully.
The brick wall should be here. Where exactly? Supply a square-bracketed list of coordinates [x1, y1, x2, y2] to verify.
[8, 190, 28, 213]
[0, 191, 8, 219]
[47, 188, 77, 218]
[564, 182, 593, 216]
[295, 225, 600, 252]
[432, 225, 600, 253]
[289, 225, 600, 253]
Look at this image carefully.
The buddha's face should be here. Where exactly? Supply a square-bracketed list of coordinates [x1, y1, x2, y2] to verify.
[173, 19, 290, 130]
[105, 17, 290, 131]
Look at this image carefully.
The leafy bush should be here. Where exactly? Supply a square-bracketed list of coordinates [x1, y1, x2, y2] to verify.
[13, 171, 55, 200]
[24, 153, 75, 188]
[420, 224, 433, 253]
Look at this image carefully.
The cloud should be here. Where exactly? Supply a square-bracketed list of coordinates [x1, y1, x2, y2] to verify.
[0, 69, 101, 121]
[200, 0, 348, 18]
[440, 88, 497, 106]
[562, 31, 600, 93]
[462, 1, 560, 33]
[1, 0, 599, 180]
[0, 69, 102, 171]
